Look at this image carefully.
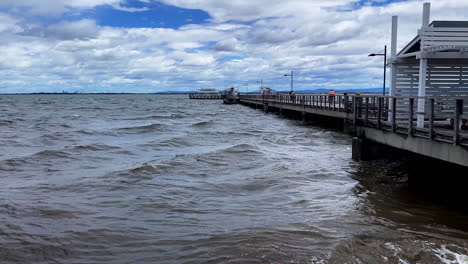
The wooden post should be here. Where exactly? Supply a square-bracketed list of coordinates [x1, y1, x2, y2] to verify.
[353, 96, 358, 126]
[365, 97, 369, 126]
[454, 99, 463, 145]
[377, 97, 383, 129]
[333, 95, 336, 111]
[429, 98, 434, 139]
[409, 98, 414, 136]
[358, 97, 363, 118]
[337, 95, 341, 111]
[344, 95, 349, 113]
[391, 97, 397, 132]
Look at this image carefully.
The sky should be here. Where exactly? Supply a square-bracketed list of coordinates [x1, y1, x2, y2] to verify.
[0, 0, 467, 93]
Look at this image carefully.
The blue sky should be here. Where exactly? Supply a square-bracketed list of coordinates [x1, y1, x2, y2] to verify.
[0, 0, 466, 93]
[77, 1, 211, 29]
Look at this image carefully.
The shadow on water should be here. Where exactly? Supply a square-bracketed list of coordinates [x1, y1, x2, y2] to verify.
[351, 153, 468, 230]
[327, 156, 468, 263]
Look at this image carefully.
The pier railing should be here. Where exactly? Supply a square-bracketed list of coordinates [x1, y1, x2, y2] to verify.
[239, 94, 468, 147]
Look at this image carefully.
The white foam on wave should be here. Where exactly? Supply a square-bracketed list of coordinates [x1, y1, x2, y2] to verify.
[384, 242, 411, 264]
[433, 245, 468, 264]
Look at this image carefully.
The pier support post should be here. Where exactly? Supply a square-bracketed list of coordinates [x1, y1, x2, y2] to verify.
[352, 137, 391, 161]
[352, 138, 364, 161]
[264, 104, 269, 113]
[302, 111, 306, 122]
[343, 119, 356, 135]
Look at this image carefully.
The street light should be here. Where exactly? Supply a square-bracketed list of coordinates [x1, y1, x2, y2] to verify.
[283, 71, 294, 92]
[368, 45, 387, 96]
[257, 80, 263, 90]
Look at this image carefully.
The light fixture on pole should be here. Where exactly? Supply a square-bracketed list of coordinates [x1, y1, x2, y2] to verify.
[368, 45, 387, 96]
[283, 71, 294, 92]
[257, 80, 263, 89]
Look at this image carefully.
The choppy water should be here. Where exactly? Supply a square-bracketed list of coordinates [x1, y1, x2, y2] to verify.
[0, 94, 467, 264]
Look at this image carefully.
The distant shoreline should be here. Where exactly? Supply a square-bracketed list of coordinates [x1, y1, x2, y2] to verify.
[0, 88, 383, 95]
[0, 92, 193, 95]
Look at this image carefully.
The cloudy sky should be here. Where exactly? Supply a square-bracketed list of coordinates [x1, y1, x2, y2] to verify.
[0, 0, 467, 93]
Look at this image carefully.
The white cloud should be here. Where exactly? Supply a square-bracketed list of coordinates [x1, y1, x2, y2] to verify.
[1, 0, 468, 93]
[45, 19, 99, 40]
[0, 0, 147, 15]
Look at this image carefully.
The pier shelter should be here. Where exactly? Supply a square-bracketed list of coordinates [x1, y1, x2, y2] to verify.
[390, 3, 468, 127]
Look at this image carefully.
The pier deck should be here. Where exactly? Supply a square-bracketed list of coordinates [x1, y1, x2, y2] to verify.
[239, 94, 468, 168]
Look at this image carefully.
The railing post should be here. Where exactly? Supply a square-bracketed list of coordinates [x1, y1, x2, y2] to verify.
[391, 97, 397, 132]
[409, 98, 414, 136]
[429, 98, 434, 139]
[333, 95, 336, 111]
[353, 96, 358, 126]
[454, 99, 463, 145]
[385, 97, 390, 121]
[344, 95, 349, 113]
[336, 95, 341, 111]
[358, 96, 363, 118]
[377, 97, 383, 130]
[365, 97, 369, 126]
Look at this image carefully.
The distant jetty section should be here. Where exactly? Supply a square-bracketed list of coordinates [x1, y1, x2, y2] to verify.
[189, 93, 224, 100]
[189, 88, 225, 100]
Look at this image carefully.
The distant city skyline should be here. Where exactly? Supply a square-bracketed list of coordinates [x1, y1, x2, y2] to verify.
[0, 0, 467, 93]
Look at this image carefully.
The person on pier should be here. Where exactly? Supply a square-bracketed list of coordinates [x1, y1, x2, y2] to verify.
[289, 90, 296, 103]
[328, 90, 335, 106]
[461, 119, 468, 131]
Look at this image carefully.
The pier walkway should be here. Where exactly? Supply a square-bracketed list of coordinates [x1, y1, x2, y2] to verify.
[239, 94, 468, 168]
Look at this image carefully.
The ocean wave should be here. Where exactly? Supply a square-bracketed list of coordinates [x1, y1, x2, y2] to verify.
[70, 144, 120, 152]
[116, 123, 166, 134]
[123, 113, 187, 121]
[71, 106, 107, 111]
[191, 120, 214, 127]
[0, 120, 15, 126]
[33, 150, 73, 159]
[157, 137, 194, 147]
[0, 150, 75, 171]
[103, 163, 168, 182]
[219, 143, 262, 155]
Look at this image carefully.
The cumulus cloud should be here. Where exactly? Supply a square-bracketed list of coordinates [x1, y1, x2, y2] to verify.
[42, 19, 100, 40]
[0, 0, 148, 15]
[1, 0, 468, 93]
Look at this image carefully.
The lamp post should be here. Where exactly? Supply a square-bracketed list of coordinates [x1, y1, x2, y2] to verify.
[257, 80, 263, 90]
[284, 71, 294, 92]
[368, 45, 387, 96]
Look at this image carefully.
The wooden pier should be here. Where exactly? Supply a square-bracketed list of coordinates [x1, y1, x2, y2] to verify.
[189, 93, 224, 100]
[239, 94, 468, 168]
